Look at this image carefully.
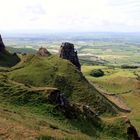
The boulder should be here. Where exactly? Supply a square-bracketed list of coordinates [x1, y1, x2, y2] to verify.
[37, 47, 51, 57]
[59, 42, 81, 71]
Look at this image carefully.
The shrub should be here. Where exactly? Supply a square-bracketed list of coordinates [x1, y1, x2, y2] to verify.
[121, 65, 138, 69]
[90, 69, 104, 77]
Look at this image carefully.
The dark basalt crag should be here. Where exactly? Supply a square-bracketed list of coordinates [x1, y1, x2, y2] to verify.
[0, 34, 5, 52]
[0, 34, 20, 67]
[126, 120, 140, 140]
[59, 42, 81, 71]
[37, 47, 51, 57]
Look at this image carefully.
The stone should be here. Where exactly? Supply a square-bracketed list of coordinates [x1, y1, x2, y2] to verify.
[48, 89, 79, 119]
[0, 34, 5, 52]
[48, 89, 70, 108]
[59, 42, 81, 71]
[37, 47, 51, 57]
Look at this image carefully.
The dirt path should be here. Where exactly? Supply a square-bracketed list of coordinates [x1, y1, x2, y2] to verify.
[102, 115, 128, 122]
[8, 79, 57, 92]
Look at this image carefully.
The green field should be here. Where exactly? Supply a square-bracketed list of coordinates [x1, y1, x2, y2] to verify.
[82, 65, 140, 134]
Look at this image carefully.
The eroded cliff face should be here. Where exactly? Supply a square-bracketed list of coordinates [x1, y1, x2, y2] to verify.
[59, 42, 81, 71]
[37, 47, 51, 57]
[0, 35, 5, 52]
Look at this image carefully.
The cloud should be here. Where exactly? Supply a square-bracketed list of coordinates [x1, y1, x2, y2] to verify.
[21, 4, 46, 21]
[0, 0, 140, 32]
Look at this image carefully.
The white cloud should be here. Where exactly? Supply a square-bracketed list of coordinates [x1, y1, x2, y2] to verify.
[0, 0, 140, 32]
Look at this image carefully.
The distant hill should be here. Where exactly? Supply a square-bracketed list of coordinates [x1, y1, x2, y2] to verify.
[7, 46, 37, 54]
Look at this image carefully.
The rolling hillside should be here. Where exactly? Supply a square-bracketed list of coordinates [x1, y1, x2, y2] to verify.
[8, 54, 118, 115]
[0, 55, 129, 140]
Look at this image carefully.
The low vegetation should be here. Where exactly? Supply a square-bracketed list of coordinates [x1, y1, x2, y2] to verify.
[82, 65, 140, 135]
[0, 68, 128, 140]
[90, 69, 104, 77]
[1, 35, 140, 139]
[8, 54, 118, 115]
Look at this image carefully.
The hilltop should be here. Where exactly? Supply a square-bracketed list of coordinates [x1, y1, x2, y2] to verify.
[8, 54, 118, 115]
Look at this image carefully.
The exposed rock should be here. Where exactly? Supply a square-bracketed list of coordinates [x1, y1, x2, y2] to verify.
[48, 89, 81, 119]
[48, 89, 70, 108]
[0, 34, 5, 52]
[37, 47, 51, 57]
[48, 89, 102, 121]
[0, 34, 20, 67]
[126, 120, 140, 140]
[59, 42, 81, 71]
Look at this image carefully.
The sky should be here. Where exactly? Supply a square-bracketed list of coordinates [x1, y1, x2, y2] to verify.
[0, 0, 140, 33]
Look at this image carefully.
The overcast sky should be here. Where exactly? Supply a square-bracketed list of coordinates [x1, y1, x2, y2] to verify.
[0, 0, 140, 32]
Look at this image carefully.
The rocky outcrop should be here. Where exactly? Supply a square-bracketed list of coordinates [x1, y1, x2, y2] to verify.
[37, 47, 51, 57]
[0, 34, 20, 67]
[48, 89, 102, 123]
[0, 34, 5, 52]
[126, 120, 140, 140]
[59, 42, 81, 71]
[48, 89, 79, 119]
[48, 89, 70, 108]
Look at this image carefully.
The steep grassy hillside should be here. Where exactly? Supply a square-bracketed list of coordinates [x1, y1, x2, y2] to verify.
[0, 73, 128, 140]
[8, 54, 118, 115]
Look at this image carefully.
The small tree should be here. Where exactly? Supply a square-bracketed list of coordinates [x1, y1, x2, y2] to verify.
[90, 69, 104, 77]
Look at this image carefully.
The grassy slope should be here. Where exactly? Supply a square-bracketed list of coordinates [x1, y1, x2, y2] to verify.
[0, 50, 20, 67]
[0, 73, 127, 140]
[122, 92, 140, 134]
[82, 65, 140, 134]
[8, 54, 118, 115]
[82, 65, 140, 94]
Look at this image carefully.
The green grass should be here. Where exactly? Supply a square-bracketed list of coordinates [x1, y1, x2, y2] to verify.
[82, 65, 140, 94]
[122, 92, 140, 134]
[7, 46, 37, 54]
[8, 54, 118, 115]
[0, 73, 128, 140]
[82, 65, 140, 135]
